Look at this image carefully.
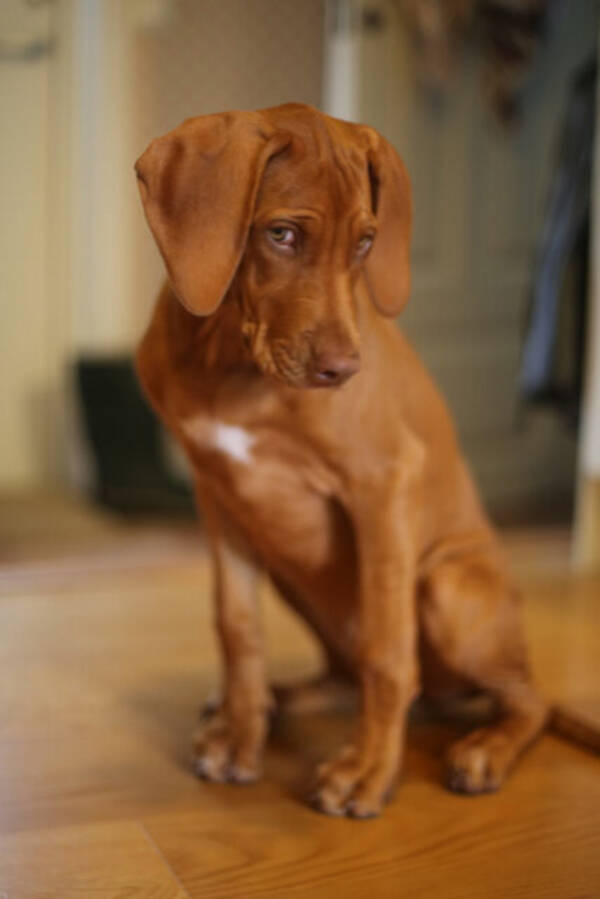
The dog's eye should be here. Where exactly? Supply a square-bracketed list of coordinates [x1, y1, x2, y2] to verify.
[356, 233, 374, 257]
[267, 225, 297, 250]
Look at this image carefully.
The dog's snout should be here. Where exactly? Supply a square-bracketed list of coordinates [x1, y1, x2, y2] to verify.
[310, 350, 361, 387]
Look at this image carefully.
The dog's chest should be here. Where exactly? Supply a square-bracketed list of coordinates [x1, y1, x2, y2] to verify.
[181, 415, 256, 466]
[179, 409, 334, 497]
[178, 408, 344, 571]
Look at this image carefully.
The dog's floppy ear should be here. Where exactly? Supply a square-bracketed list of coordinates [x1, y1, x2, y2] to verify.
[135, 112, 291, 315]
[363, 130, 412, 317]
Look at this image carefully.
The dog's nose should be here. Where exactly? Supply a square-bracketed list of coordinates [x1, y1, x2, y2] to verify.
[311, 352, 361, 387]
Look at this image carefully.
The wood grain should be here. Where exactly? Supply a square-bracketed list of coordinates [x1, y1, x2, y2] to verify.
[0, 821, 188, 899]
[0, 494, 598, 897]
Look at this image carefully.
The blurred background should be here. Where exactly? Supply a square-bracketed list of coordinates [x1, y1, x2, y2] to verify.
[2, 0, 600, 565]
[1, 6, 600, 893]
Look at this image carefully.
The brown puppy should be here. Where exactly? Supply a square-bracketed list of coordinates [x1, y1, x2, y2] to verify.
[135, 103, 549, 818]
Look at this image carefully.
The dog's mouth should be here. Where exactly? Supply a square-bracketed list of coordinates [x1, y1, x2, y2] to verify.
[242, 321, 311, 388]
[242, 321, 359, 389]
[265, 350, 359, 390]
[270, 339, 319, 388]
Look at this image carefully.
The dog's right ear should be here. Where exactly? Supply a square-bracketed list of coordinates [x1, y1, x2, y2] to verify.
[135, 112, 291, 316]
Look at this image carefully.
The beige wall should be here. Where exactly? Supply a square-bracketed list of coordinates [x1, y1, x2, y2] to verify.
[0, 0, 324, 490]
[130, 0, 325, 329]
[0, 1, 53, 488]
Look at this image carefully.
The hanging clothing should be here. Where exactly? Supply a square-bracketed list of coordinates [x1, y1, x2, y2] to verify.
[519, 59, 596, 423]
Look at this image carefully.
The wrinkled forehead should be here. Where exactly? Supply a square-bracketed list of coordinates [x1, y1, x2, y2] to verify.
[255, 116, 373, 219]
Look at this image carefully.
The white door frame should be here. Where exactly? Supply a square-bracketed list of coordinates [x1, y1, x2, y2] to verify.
[573, 27, 600, 570]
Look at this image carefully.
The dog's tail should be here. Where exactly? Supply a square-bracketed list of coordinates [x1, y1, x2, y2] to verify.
[549, 702, 600, 754]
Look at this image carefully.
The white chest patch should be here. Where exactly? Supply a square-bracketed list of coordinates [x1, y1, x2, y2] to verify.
[182, 416, 256, 465]
[212, 422, 255, 463]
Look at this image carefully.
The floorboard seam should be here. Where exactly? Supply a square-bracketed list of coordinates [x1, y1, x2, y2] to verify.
[139, 822, 194, 898]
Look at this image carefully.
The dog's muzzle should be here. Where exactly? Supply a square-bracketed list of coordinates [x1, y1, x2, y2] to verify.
[308, 349, 361, 387]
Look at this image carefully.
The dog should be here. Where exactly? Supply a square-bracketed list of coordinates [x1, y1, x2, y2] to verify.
[134, 103, 586, 818]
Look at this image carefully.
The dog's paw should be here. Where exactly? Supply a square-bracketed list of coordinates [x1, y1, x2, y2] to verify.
[308, 744, 397, 819]
[445, 727, 515, 795]
[192, 707, 264, 785]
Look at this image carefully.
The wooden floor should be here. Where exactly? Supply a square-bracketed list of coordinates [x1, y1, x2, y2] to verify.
[0, 492, 599, 898]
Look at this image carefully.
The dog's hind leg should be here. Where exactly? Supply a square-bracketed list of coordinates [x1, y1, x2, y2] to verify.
[421, 551, 549, 794]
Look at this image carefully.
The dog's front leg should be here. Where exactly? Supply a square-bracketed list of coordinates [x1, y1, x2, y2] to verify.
[193, 492, 270, 784]
[312, 477, 418, 818]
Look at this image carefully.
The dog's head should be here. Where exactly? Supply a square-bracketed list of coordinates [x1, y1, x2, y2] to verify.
[135, 104, 411, 388]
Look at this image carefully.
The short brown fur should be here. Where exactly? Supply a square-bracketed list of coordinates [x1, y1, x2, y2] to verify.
[135, 104, 553, 817]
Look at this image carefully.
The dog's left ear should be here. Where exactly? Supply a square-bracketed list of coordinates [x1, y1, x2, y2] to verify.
[362, 131, 412, 317]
